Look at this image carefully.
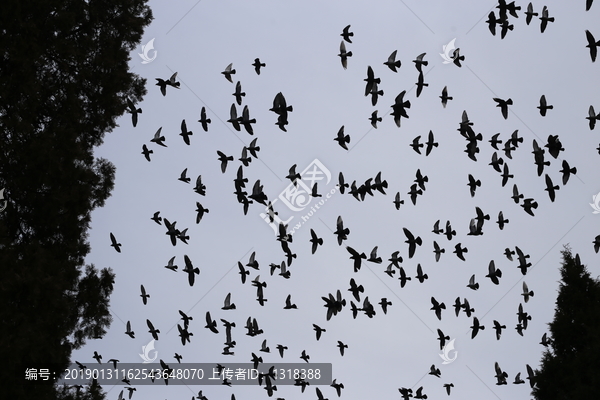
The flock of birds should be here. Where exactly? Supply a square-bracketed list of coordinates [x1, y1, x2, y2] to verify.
[78, 1, 600, 399]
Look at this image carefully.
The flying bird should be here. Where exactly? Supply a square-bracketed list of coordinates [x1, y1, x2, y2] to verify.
[198, 106, 211, 132]
[125, 321, 134, 338]
[391, 91, 411, 127]
[493, 97, 513, 119]
[232, 81, 245, 105]
[369, 110, 382, 128]
[141, 144, 152, 161]
[178, 168, 190, 184]
[539, 6, 554, 33]
[415, 71, 428, 97]
[412, 53, 428, 72]
[497, 211, 509, 230]
[221, 63, 236, 82]
[524, 3, 538, 25]
[470, 316, 485, 338]
[403, 227, 422, 258]
[495, 362, 509, 385]
[587, 30, 600, 62]
[155, 72, 180, 96]
[384, 50, 401, 72]
[334, 125, 350, 150]
[183, 255, 200, 286]
[433, 241, 445, 262]
[252, 58, 266, 74]
[467, 274, 479, 290]
[140, 285, 149, 305]
[126, 98, 142, 127]
[334, 216, 350, 245]
[109, 233, 121, 253]
[537, 95, 553, 116]
[309, 229, 323, 254]
[544, 174, 559, 202]
[341, 25, 353, 42]
[150, 127, 166, 147]
[467, 174, 481, 197]
[338, 41, 352, 69]
[147, 319, 160, 340]
[217, 151, 233, 173]
[179, 119, 193, 145]
[522, 281, 534, 303]
[430, 296, 446, 320]
[284, 294, 297, 309]
[205, 312, 219, 334]
[393, 192, 404, 210]
[222, 292, 236, 310]
[440, 86, 453, 108]
[493, 320, 506, 340]
[486, 260, 502, 285]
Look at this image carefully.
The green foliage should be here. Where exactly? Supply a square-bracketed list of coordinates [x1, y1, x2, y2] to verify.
[0, 0, 153, 398]
[532, 246, 600, 399]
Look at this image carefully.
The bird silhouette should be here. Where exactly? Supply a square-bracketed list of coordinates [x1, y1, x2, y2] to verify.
[384, 50, 401, 72]
[309, 229, 323, 254]
[183, 255, 200, 286]
[338, 41, 352, 69]
[341, 24, 353, 43]
[440, 86, 453, 108]
[524, 2, 538, 25]
[334, 125, 350, 150]
[486, 260, 502, 284]
[493, 97, 513, 119]
[346, 246, 366, 272]
[403, 227, 422, 258]
[495, 362, 509, 385]
[252, 58, 266, 74]
[522, 281, 535, 302]
[430, 296, 446, 320]
[221, 63, 236, 83]
[493, 320, 506, 340]
[331, 379, 344, 397]
[391, 91, 411, 127]
[110, 233, 121, 253]
[470, 316, 485, 338]
[538, 95, 553, 116]
[147, 319, 160, 340]
[334, 216, 350, 245]
[412, 53, 428, 72]
[150, 127, 166, 147]
[176, 119, 192, 145]
[142, 144, 154, 161]
[140, 285, 149, 305]
[348, 278, 364, 301]
[586, 30, 600, 62]
[232, 81, 245, 105]
[415, 264, 428, 283]
[496, 211, 509, 230]
[126, 98, 142, 127]
[539, 6, 554, 33]
[178, 168, 190, 184]
[337, 341, 348, 356]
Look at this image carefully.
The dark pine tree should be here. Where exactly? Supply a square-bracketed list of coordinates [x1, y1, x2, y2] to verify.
[533, 246, 600, 399]
[0, 1, 153, 399]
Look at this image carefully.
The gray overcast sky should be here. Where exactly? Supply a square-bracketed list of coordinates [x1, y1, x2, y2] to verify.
[71, 1, 600, 399]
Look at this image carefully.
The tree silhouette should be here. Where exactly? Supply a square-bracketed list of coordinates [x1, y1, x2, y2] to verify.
[0, 1, 153, 398]
[532, 246, 600, 399]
